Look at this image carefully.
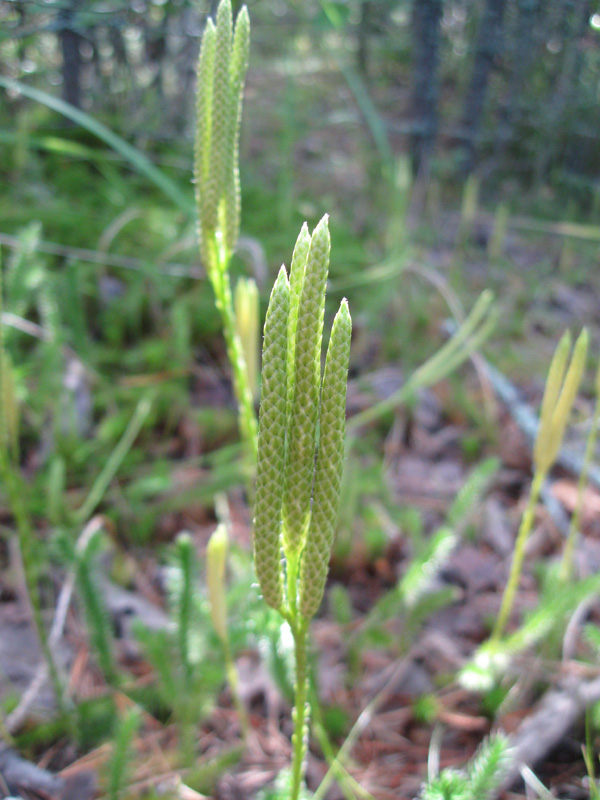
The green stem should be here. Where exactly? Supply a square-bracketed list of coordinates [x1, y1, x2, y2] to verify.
[210, 244, 258, 460]
[291, 616, 309, 800]
[224, 637, 249, 737]
[492, 468, 546, 642]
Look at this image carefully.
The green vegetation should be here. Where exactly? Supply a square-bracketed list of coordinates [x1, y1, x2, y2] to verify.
[1, 1, 600, 799]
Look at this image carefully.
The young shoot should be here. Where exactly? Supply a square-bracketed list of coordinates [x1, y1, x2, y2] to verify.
[492, 328, 588, 642]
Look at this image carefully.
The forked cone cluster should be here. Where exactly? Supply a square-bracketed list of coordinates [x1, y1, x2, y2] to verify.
[254, 216, 352, 620]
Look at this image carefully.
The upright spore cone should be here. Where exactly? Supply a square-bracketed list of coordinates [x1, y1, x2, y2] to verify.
[282, 216, 331, 556]
[299, 299, 352, 619]
[194, 0, 250, 268]
[254, 267, 289, 610]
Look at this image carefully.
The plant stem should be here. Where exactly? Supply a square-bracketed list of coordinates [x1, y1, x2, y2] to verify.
[210, 244, 258, 460]
[290, 615, 309, 800]
[492, 469, 545, 642]
[224, 637, 249, 737]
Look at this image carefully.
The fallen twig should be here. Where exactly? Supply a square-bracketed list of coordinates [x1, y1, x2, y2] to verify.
[499, 674, 600, 793]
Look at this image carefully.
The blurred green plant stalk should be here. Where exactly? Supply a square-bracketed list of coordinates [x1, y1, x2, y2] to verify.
[194, 0, 257, 460]
[206, 522, 249, 736]
[492, 328, 588, 642]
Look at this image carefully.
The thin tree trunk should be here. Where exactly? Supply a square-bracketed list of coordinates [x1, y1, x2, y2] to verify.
[58, 0, 82, 108]
[410, 0, 443, 175]
[459, 0, 507, 174]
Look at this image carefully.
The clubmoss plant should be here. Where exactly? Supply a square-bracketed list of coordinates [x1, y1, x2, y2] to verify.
[194, 0, 257, 458]
[254, 218, 352, 799]
[492, 328, 588, 641]
[420, 734, 510, 800]
[206, 522, 249, 735]
[107, 708, 141, 800]
[73, 528, 116, 684]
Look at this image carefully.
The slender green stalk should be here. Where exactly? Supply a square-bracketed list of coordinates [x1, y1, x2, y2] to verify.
[492, 468, 545, 642]
[207, 523, 249, 736]
[224, 637, 249, 736]
[290, 617, 309, 800]
[215, 264, 258, 457]
[492, 329, 587, 641]
[211, 284, 253, 449]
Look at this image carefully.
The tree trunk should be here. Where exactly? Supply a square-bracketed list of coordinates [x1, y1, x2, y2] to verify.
[410, 0, 443, 175]
[58, 0, 82, 108]
[494, 0, 543, 154]
[459, 0, 507, 174]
